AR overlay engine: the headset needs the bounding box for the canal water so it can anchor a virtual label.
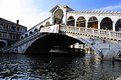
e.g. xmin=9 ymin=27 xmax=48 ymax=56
xmin=0 ymin=53 xmax=121 ymax=80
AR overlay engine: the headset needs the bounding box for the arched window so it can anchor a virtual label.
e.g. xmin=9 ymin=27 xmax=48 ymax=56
xmin=88 ymin=16 xmax=98 ymax=29
xmin=76 ymin=16 xmax=86 ymax=27
xmin=67 ymin=16 xmax=75 ymax=26
xmin=100 ymin=17 xmax=113 ymax=30
xmin=115 ymin=19 xmax=121 ymax=31
xmin=29 ymin=31 xmax=33 ymax=35
xmin=34 ymin=28 xmax=38 ymax=32
xmin=21 ymin=36 xmax=24 ymax=39
xmin=25 ymin=34 xmax=28 ymax=37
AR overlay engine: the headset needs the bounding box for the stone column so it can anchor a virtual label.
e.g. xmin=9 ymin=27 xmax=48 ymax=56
xmin=51 ymin=13 xmax=54 ymax=25
xmin=98 ymin=21 xmax=100 ymax=30
xmin=113 ymin=22 xmax=116 ymax=31
xmin=85 ymin=20 xmax=88 ymax=28
xmin=63 ymin=9 xmax=67 ymax=25
xmin=75 ymin=19 xmax=77 ymax=27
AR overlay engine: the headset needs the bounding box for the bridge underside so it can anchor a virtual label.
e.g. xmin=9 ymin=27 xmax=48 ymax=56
xmin=25 ymin=33 xmax=82 ymax=54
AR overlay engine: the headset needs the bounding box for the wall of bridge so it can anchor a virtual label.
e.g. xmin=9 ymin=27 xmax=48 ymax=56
xmin=61 ymin=27 xmax=121 ymax=60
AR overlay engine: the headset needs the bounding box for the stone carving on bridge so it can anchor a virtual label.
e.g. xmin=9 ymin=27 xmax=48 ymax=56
xmin=40 ymin=24 xmax=59 ymax=33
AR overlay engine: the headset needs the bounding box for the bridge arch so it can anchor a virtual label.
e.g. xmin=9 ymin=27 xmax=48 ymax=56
xmin=115 ymin=19 xmax=121 ymax=31
xmin=100 ymin=17 xmax=113 ymax=30
xmin=88 ymin=16 xmax=98 ymax=29
xmin=76 ymin=16 xmax=86 ymax=27
xmin=24 ymin=33 xmax=82 ymax=54
xmin=67 ymin=16 xmax=75 ymax=26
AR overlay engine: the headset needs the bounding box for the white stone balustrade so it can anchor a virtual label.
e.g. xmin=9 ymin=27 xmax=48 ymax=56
xmin=60 ymin=25 xmax=121 ymax=41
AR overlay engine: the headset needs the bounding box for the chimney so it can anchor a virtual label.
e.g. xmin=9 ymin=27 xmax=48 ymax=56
xmin=16 ymin=20 xmax=19 ymax=25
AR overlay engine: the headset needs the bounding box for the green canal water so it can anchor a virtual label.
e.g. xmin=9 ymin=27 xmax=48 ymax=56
xmin=0 ymin=53 xmax=121 ymax=80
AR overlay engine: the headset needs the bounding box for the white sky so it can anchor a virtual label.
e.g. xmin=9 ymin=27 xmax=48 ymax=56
xmin=0 ymin=0 xmax=50 ymax=29
xmin=0 ymin=0 xmax=121 ymax=30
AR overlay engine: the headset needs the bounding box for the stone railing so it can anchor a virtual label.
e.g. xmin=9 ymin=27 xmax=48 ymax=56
xmin=60 ymin=25 xmax=121 ymax=41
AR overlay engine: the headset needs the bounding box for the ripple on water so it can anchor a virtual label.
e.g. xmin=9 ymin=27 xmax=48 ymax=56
xmin=0 ymin=54 xmax=121 ymax=80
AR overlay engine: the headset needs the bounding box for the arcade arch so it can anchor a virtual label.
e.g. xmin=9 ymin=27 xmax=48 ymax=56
xmin=100 ymin=17 xmax=113 ymax=30
xmin=67 ymin=16 xmax=75 ymax=26
xmin=76 ymin=16 xmax=86 ymax=27
xmin=115 ymin=19 xmax=121 ymax=31
xmin=54 ymin=9 xmax=63 ymax=24
xmin=88 ymin=16 xmax=98 ymax=29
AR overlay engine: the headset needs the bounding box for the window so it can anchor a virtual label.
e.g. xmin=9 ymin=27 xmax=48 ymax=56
xmin=0 ymin=25 xmax=3 ymax=29
xmin=21 ymin=36 xmax=24 ymax=39
xmin=17 ymin=27 xmax=19 ymax=31
xmin=10 ymin=35 xmax=13 ymax=39
xmin=25 ymin=34 xmax=28 ymax=37
xmin=34 ymin=29 xmax=38 ymax=32
xmin=0 ymin=33 xmax=2 ymax=38
xmin=13 ymin=35 xmax=16 ymax=39
xmin=29 ymin=31 xmax=33 ymax=34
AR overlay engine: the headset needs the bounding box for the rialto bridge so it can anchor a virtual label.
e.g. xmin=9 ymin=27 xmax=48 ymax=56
xmin=4 ymin=5 xmax=121 ymax=60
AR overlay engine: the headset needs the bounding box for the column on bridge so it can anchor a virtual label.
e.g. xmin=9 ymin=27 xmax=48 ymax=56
xmin=113 ymin=22 xmax=116 ymax=31
xmin=63 ymin=9 xmax=67 ymax=25
xmin=75 ymin=18 xmax=77 ymax=27
xmin=98 ymin=21 xmax=100 ymax=30
xmin=85 ymin=20 xmax=88 ymax=28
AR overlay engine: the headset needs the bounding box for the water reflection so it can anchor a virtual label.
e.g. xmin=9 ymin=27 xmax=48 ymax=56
xmin=0 ymin=53 xmax=121 ymax=80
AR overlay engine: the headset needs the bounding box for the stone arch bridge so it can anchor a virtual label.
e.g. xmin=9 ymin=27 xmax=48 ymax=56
xmin=4 ymin=25 xmax=121 ymax=59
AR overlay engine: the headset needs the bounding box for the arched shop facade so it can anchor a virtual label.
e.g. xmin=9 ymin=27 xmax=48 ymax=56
xmin=48 ymin=5 xmax=121 ymax=31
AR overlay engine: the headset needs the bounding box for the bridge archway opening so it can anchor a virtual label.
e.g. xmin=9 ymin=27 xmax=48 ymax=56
xmin=67 ymin=16 xmax=75 ymax=26
xmin=88 ymin=16 xmax=98 ymax=29
xmin=76 ymin=16 xmax=86 ymax=27
xmin=115 ymin=19 xmax=121 ymax=31
xmin=54 ymin=9 xmax=63 ymax=24
xmin=100 ymin=17 xmax=113 ymax=30
xmin=25 ymin=33 xmax=83 ymax=54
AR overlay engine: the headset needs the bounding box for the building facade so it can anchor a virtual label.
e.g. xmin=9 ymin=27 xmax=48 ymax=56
xmin=0 ymin=18 xmax=27 ymax=48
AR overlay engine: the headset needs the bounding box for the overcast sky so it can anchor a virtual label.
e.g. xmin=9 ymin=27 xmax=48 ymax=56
xmin=0 ymin=0 xmax=121 ymax=29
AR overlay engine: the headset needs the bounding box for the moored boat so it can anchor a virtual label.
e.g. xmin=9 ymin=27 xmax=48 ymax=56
xmin=49 ymin=46 xmax=85 ymax=56
xmin=113 ymin=57 xmax=121 ymax=61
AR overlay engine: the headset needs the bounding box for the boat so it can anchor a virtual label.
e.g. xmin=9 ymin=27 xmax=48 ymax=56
xmin=49 ymin=46 xmax=85 ymax=56
xmin=113 ymin=57 xmax=121 ymax=61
